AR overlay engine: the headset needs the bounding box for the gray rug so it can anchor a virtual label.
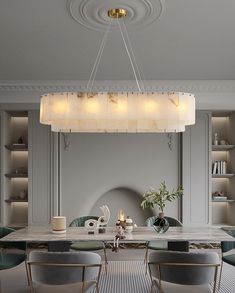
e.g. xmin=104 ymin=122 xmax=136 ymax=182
xmin=1 ymin=261 xmax=235 ymax=293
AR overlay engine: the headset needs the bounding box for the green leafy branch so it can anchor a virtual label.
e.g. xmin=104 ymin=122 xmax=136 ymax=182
xmin=141 ymin=182 xmax=183 ymax=213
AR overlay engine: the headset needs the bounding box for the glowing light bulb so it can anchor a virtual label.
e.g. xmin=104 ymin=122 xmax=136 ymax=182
xmin=54 ymin=101 xmax=68 ymax=114
xmin=144 ymin=100 xmax=157 ymax=112
xmin=117 ymin=101 xmax=127 ymax=112
xmin=86 ymin=99 xmax=100 ymax=113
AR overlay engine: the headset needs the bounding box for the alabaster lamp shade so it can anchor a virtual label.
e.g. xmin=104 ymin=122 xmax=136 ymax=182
xmin=40 ymin=92 xmax=195 ymax=133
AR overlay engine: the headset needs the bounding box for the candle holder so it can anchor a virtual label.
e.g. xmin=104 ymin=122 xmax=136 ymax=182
xmin=52 ymin=216 xmax=66 ymax=234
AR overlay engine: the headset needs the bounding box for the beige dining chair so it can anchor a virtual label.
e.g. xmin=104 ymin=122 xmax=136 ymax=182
xmin=27 ymin=251 xmax=102 ymax=293
xmin=148 ymin=251 xmax=220 ymax=293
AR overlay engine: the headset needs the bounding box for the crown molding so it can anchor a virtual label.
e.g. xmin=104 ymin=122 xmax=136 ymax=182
xmin=0 ymin=80 xmax=235 ymax=93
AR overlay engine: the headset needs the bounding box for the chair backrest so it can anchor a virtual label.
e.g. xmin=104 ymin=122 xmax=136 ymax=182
xmin=146 ymin=216 xmax=182 ymax=227
xmin=149 ymin=251 xmax=219 ymax=286
xmin=0 ymin=227 xmax=14 ymax=238
xmin=28 ymin=251 xmax=101 ymax=286
xmin=221 ymin=229 xmax=235 ymax=253
xmin=0 ymin=227 xmax=26 ymax=251
xmin=69 ymin=216 xmax=99 ymax=227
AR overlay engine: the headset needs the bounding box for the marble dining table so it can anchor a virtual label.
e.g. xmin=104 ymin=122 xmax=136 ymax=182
xmin=0 ymin=226 xmax=234 ymax=243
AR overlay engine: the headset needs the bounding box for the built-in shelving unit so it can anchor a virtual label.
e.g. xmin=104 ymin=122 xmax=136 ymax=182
xmin=211 ymin=113 xmax=235 ymax=226
xmin=3 ymin=111 xmax=28 ymax=228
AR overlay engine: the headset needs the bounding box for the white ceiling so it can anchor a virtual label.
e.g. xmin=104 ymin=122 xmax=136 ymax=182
xmin=1 ymin=0 xmax=235 ymax=81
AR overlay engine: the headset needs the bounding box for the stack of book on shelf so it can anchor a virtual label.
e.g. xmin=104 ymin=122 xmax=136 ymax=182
xmin=212 ymin=195 xmax=227 ymax=201
xmin=212 ymin=161 xmax=227 ymax=174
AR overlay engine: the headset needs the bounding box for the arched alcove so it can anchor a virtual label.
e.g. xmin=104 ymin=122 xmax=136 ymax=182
xmin=89 ymin=187 xmax=154 ymax=226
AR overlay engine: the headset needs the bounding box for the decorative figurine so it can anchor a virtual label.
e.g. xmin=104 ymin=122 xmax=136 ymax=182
xmin=112 ymin=220 xmax=126 ymax=252
xmin=213 ymin=133 xmax=218 ymax=145
xmin=125 ymin=216 xmax=134 ymax=233
xmin=17 ymin=136 xmax=24 ymax=144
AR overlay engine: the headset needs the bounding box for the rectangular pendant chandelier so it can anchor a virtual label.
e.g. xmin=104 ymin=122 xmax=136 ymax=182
xmin=40 ymin=92 xmax=195 ymax=133
xmin=39 ymin=8 xmax=195 ymax=133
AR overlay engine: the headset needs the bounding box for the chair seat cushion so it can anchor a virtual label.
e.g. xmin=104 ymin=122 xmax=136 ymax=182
xmin=0 ymin=253 xmax=26 ymax=270
xmin=222 ymin=254 xmax=235 ymax=266
xmin=147 ymin=241 xmax=168 ymax=250
xmin=70 ymin=241 xmax=104 ymax=251
xmin=34 ymin=280 xmax=96 ymax=293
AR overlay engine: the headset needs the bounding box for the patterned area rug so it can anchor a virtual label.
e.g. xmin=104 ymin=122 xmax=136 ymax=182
xmin=1 ymin=261 xmax=235 ymax=293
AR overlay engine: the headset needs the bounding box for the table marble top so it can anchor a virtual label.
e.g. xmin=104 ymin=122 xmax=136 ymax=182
xmin=0 ymin=226 xmax=234 ymax=243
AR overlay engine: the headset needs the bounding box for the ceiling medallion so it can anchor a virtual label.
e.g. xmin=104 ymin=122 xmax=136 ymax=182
xmin=67 ymin=0 xmax=164 ymax=31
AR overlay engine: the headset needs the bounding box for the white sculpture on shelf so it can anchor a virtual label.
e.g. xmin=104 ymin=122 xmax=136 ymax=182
xmin=85 ymin=205 xmax=110 ymax=234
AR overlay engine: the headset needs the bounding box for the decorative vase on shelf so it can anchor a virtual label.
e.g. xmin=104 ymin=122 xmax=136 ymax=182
xmin=153 ymin=212 xmax=169 ymax=233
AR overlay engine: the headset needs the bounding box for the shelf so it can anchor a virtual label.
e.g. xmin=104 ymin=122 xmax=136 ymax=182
xmin=7 ymin=111 xmax=28 ymax=117
xmin=5 ymin=144 xmax=28 ymax=151
xmin=5 ymin=173 xmax=28 ymax=178
xmin=212 ymin=174 xmax=235 ymax=178
xmin=5 ymin=199 xmax=28 ymax=203
xmin=212 ymin=199 xmax=234 ymax=203
xmin=212 ymin=145 xmax=235 ymax=151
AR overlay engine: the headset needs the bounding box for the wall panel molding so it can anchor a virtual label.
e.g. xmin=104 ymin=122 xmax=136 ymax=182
xmin=0 ymin=80 xmax=235 ymax=93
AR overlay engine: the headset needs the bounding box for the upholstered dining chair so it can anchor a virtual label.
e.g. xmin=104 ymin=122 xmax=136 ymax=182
xmin=69 ymin=216 xmax=108 ymax=273
xmin=144 ymin=216 xmax=189 ymax=271
xmin=27 ymin=251 xmax=102 ymax=293
xmin=148 ymin=251 xmax=220 ymax=293
xmin=218 ymin=229 xmax=235 ymax=288
xmin=0 ymin=227 xmax=28 ymax=284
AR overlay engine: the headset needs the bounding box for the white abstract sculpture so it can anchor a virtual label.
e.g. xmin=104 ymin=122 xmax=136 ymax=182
xmin=97 ymin=205 xmax=110 ymax=227
xmin=85 ymin=205 xmax=110 ymax=234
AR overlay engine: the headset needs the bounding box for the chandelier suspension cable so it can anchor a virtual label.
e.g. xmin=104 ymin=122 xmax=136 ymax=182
xmin=119 ymin=18 xmax=145 ymax=92
xmin=86 ymin=19 xmax=112 ymax=92
xmin=117 ymin=18 xmax=144 ymax=92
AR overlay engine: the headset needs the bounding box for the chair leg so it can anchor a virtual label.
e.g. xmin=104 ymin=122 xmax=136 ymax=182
xmin=150 ymin=282 xmax=155 ymax=293
xmin=218 ymin=260 xmax=223 ymax=289
xmin=96 ymin=284 xmax=100 ymax=293
xmin=145 ymin=246 xmax=149 ymax=274
xmin=25 ymin=260 xmax=30 ymax=286
xmin=103 ymin=246 xmax=108 ymax=275
xmin=144 ymin=242 xmax=149 ymax=263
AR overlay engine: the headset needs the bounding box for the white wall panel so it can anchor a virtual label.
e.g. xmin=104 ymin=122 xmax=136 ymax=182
xmin=28 ymin=111 xmax=55 ymax=225
xmin=182 ymin=111 xmax=211 ymax=226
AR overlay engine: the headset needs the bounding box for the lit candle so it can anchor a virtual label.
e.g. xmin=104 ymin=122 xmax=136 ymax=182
xmin=52 ymin=216 xmax=66 ymax=234
xmin=118 ymin=210 xmax=125 ymax=222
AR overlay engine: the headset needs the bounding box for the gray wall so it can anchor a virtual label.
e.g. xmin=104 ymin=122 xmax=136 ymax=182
xmin=60 ymin=133 xmax=180 ymax=226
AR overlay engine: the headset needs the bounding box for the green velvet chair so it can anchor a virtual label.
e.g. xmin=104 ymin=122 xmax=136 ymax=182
xmin=144 ymin=216 xmax=188 ymax=272
xmin=0 ymin=227 xmax=28 ymax=280
xmin=219 ymin=229 xmax=235 ymax=288
xmin=69 ymin=216 xmax=108 ymax=273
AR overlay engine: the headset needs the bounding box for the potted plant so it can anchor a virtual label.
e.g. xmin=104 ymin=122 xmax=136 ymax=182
xmin=141 ymin=182 xmax=183 ymax=233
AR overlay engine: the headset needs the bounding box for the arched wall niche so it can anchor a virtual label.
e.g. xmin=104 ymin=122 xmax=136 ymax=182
xmin=89 ymin=187 xmax=154 ymax=226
